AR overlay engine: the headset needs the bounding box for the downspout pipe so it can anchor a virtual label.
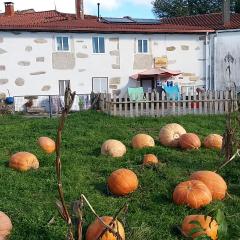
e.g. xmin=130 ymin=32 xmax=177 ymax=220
xmin=205 ymin=32 xmax=209 ymax=90
xmin=213 ymin=32 xmax=218 ymax=90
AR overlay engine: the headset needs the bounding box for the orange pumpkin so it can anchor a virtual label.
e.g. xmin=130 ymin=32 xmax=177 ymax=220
xmin=143 ymin=154 xmax=159 ymax=166
xmin=179 ymin=133 xmax=201 ymax=150
xmin=131 ymin=134 xmax=155 ymax=149
xmin=173 ymin=180 xmax=212 ymax=209
xmin=37 ymin=136 xmax=56 ymax=154
xmin=182 ymin=215 xmax=218 ymax=239
xmin=86 ymin=216 xmax=125 ymax=240
xmin=0 ymin=211 xmax=12 ymax=240
xmin=9 ymin=152 xmax=39 ymax=171
xmin=101 ymin=140 xmax=126 ymax=158
xmin=107 ymin=168 xmax=138 ymax=196
xmin=190 ymin=171 xmax=227 ymax=200
xmin=159 ymin=123 xmax=186 ymax=147
xmin=204 ymin=134 xmax=223 ymax=150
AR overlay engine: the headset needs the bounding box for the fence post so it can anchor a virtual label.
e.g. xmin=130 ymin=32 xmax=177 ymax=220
xmin=145 ymin=93 xmax=149 ymax=116
xmin=214 ymin=91 xmax=218 ymax=114
xmin=119 ymin=95 xmax=122 ymax=116
xmin=124 ymin=94 xmax=128 ymax=117
xmin=161 ymin=92 xmax=165 ymax=116
xmin=182 ymin=92 xmax=187 ymax=115
xmin=199 ymin=92 xmax=203 ymax=114
xmin=113 ymin=94 xmax=117 ymax=116
xmin=156 ymin=92 xmax=160 ymax=117
xmin=151 ymin=92 xmax=155 ymax=117
xmin=49 ymin=95 xmax=52 ymax=118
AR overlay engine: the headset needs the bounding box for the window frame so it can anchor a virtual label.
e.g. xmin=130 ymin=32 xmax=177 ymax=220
xmin=55 ymin=36 xmax=70 ymax=52
xmin=137 ymin=39 xmax=149 ymax=54
xmin=92 ymin=36 xmax=105 ymax=54
xmin=92 ymin=77 xmax=108 ymax=93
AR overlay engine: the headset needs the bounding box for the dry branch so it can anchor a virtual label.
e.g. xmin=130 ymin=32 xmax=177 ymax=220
xmin=54 ymin=87 xmax=128 ymax=240
xmin=55 ymin=87 xmax=76 ymax=239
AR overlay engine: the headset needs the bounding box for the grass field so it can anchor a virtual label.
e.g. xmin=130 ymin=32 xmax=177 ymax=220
xmin=0 ymin=111 xmax=240 ymax=240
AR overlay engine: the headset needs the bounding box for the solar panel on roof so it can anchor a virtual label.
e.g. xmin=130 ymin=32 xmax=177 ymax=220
xmin=102 ymin=17 xmax=135 ymax=23
xmin=133 ymin=18 xmax=160 ymax=24
xmin=101 ymin=17 xmax=160 ymax=24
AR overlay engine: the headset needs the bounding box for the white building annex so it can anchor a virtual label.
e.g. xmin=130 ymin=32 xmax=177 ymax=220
xmin=0 ymin=0 xmax=239 ymax=111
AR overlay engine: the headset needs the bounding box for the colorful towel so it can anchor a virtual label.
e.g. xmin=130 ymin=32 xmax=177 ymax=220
xmin=128 ymin=87 xmax=144 ymax=101
xmin=163 ymin=85 xmax=180 ymax=100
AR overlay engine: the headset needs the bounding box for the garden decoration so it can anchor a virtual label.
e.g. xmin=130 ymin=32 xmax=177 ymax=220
xmin=9 ymin=152 xmax=39 ymax=171
xmin=37 ymin=136 xmax=56 ymax=154
xmin=190 ymin=171 xmax=227 ymax=200
xmin=101 ymin=139 xmax=126 ymax=157
xmin=204 ymin=134 xmax=223 ymax=150
xmin=143 ymin=154 xmax=159 ymax=166
xmin=131 ymin=133 xmax=155 ymax=149
xmin=0 ymin=211 xmax=12 ymax=240
xmin=173 ymin=180 xmax=212 ymax=209
xmin=86 ymin=216 xmax=125 ymax=240
xmin=159 ymin=123 xmax=186 ymax=147
xmin=54 ymin=87 xmax=127 ymax=240
xmin=107 ymin=168 xmax=139 ymax=196
xmin=179 ymin=133 xmax=201 ymax=150
xmin=181 ymin=215 xmax=218 ymax=240
xmin=5 ymin=89 xmax=14 ymax=105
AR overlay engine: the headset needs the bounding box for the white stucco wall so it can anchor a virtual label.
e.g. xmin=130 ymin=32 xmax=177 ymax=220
xmin=0 ymin=31 xmax=206 ymax=98
xmin=214 ymin=30 xmax=240 ymax=90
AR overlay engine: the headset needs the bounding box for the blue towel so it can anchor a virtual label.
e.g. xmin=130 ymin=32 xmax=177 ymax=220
xmin=163 ymin=85 xmax=180 ymax=100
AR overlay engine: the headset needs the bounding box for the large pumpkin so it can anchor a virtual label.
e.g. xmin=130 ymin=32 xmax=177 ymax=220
xmin=131 ymin=134 xmax=155 ymax=149
xmin=107 ymin=168 xmax=138 ymax=196
xmin=182 ymin=215 xmax=218 ymax=239
xmin=143 ymin=154 xmax=159 ymax=166
xmin=0 ymin=211 xmax=12 ymax=240
xmin=173 ymin=180 xmax=212 ymax=209
xmin=204 ymin=134 xmax=223 ymax=150
xmin=9 ymin=152 xmax=39 ymax=171
xmin=190 ymin=171 xmax=227 ymax=200
xmin=101 ymin=140 xmax=126 ymax=158
xmin=179 ymin=133 xmax=201 ymax=150
xmin=159 ymin=123 xmax=186 ymax=147
xmin=37 ymin=136 xmax=56 ymax=154
xmin=86 ymin=216 xmax=125 ymax=240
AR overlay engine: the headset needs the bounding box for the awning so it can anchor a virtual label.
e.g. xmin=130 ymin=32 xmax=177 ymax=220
xmin=130 ymin=68 xmax=181 ymax=80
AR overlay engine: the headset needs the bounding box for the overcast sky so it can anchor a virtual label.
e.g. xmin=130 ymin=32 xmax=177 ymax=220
xmin=0 ymin=0 xmax=155 ymax=18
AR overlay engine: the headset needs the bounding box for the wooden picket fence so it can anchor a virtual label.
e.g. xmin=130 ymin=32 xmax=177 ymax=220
xmin=99 ymin=90 xmax=238 ymax=117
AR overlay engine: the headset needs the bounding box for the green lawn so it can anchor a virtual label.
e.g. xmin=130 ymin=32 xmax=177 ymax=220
xmin=0 ymin=111 xmax=240 ymax=240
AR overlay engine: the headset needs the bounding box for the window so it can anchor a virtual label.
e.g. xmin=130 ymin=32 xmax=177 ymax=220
xmin=56 ymin=36 xmax=69 ymax=51
xmin=59 ymin=80 xmax=70 ymax=95
xmin=92 ymin=77 xmax=108 ymax=93
xmin=92 ymin=37 xmax=105 ymax=53
xmin=138 ymin=39 xmax=148 ymax=53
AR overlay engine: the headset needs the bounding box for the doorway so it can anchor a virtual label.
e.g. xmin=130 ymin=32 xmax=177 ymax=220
xmin=140 ymin=78 xmax=154 ymax=93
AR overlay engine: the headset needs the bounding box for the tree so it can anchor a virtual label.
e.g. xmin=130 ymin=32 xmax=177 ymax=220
xmin=152 ymin=0 xmax=225 ymax=18
xmin=235 ymin=0 xmax=240 ymax=13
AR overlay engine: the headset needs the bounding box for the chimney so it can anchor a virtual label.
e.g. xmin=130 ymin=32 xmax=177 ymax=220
xmin=223 ymin=0 xmax=231 ymax=26
xmin=97 ymin=3 xmax=100 ymax=19
xmin=75 ymin=0 xmax=84 ymax=20
xmin=4 ymin=2 xmax=14 ymax=17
